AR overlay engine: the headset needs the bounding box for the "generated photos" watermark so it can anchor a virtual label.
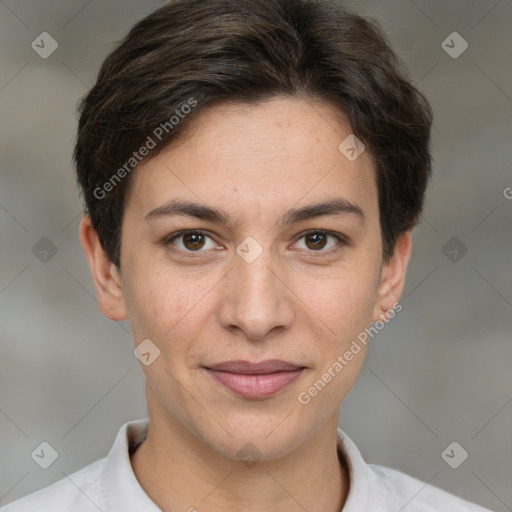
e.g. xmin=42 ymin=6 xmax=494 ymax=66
xmin=93 ymin=97 xmax=198 ymax=200
xmin=298 ymin=301 xmax=402 ymax=405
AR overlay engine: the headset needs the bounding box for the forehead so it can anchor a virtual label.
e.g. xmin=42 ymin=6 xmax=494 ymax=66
xmin=125 ymin=97 xmax=378 ymax=226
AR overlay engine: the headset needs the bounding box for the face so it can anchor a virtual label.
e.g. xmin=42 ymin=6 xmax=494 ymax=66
xmin=82 ymin=96 xmax=411 ymax=461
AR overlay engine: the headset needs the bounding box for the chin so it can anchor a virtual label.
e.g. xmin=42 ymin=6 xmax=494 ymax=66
xmin=189 ymin=411 xmax=311 ymax=463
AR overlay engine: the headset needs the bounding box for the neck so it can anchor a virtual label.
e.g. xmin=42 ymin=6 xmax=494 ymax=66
xmin=131 ymin=395 xmax=349 ymax=512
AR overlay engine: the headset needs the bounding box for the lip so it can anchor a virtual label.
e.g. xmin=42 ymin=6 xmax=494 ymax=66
xmin=204 ymin=359 xmax=306 ymax=399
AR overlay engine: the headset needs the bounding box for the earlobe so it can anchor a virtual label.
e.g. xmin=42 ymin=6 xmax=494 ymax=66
xmin=79 ymin=215 xmax=128 ymax=321
xmin=372 ymin=232 xmax=412 ymax=322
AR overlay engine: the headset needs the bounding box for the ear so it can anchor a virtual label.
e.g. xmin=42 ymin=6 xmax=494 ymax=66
xmin=372 ymin=231 xmax=412 ymax=322
xmin=79 ymin=215 xmax=128 ymax=321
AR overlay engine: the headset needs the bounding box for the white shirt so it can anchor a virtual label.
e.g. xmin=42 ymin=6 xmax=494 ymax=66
xmin=1 ymin=418 xmax=492 ymax=511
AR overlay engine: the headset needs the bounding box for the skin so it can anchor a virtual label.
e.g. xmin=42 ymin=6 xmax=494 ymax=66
xmin=80 ymin=96 xmax=412 ymax=512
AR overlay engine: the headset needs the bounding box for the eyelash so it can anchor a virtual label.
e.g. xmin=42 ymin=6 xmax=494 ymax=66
xmin=162 ymin=229 xmax=348 ymax=258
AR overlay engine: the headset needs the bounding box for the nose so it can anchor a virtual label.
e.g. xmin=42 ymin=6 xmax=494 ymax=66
xmin=218 ymin=246 xmax=295 ymax=341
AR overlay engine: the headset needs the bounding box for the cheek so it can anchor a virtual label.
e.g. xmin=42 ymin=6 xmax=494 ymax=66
xmin=123 ymin=260 xmax=215 ymax=343
xmin=302 ymin=260 xmax=380 ymax=341
xmin=296 ymin=269 xmax=376 ymax=412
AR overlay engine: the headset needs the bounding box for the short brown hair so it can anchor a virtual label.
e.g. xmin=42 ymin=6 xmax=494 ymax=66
xmin=74 ymin=0 xmax=433 ymax=268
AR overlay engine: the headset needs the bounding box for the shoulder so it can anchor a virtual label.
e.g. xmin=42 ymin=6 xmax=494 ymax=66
xmin=370 ymin=463 xmax=492 ymax=511
xmin=337 ymin=428 xmax=492 ymax=511
xmin=0 ymin=457 xmax=107 ymax=512
xmin=1 ymin=418 xmax=151 ymax=512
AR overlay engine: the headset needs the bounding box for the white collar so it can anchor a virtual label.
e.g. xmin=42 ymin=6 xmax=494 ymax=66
xmin=100 ymin=419 xmax=160 ymax=511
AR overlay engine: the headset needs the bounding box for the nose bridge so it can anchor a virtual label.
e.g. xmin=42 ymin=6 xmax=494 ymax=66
xmin=219 ymin=239 xmax=294 ymax=339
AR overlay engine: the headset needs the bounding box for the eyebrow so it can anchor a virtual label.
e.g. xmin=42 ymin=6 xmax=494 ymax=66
xmin=145 ymin=197 xmax=365 ymax=227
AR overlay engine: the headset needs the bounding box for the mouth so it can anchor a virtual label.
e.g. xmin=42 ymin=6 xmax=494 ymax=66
xmin=203 ymin=360 xmax=306 ymax=399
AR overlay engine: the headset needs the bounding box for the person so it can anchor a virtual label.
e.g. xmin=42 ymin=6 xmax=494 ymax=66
xmin=2 ymin=0 xmax=493 ymax=510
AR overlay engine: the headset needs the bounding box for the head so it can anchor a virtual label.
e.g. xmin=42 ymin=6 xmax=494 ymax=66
xmin=77 ymin=0 xmax=432 ymax=460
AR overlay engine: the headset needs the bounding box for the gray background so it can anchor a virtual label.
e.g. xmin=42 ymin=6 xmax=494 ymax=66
xmin=0 ymin=0 xmax=511 ymax=510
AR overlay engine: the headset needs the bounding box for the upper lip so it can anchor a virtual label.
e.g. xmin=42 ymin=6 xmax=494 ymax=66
xmin=204 ymin=360 xmax=304 ymax=375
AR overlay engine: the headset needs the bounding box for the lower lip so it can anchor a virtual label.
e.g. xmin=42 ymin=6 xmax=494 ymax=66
xmin=205 ymin=368 xmax=305 ymax=399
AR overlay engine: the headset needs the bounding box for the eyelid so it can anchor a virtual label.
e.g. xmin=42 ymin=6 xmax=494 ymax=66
xmin=164 ymin=229 xmax=212 ymax=244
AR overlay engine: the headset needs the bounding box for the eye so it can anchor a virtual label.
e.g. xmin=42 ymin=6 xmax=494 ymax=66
xmin=163 ymin=229 xmax=347 ymax=257
xmin=165 ymin=230 xmax=219 ymax=253
xmin=293 ymin=230 xmax=346 ymax=253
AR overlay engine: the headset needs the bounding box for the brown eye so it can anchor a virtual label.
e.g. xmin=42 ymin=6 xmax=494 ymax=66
xmin=304 ymin=233 xmax=328 ymax=250
xmin=165 ymin=230 xmax=217 ymax=253
xmin=294 ymin=230 xmax=346 ymax=254
xmin=182 ymin=232 xmax=206 ymax=251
